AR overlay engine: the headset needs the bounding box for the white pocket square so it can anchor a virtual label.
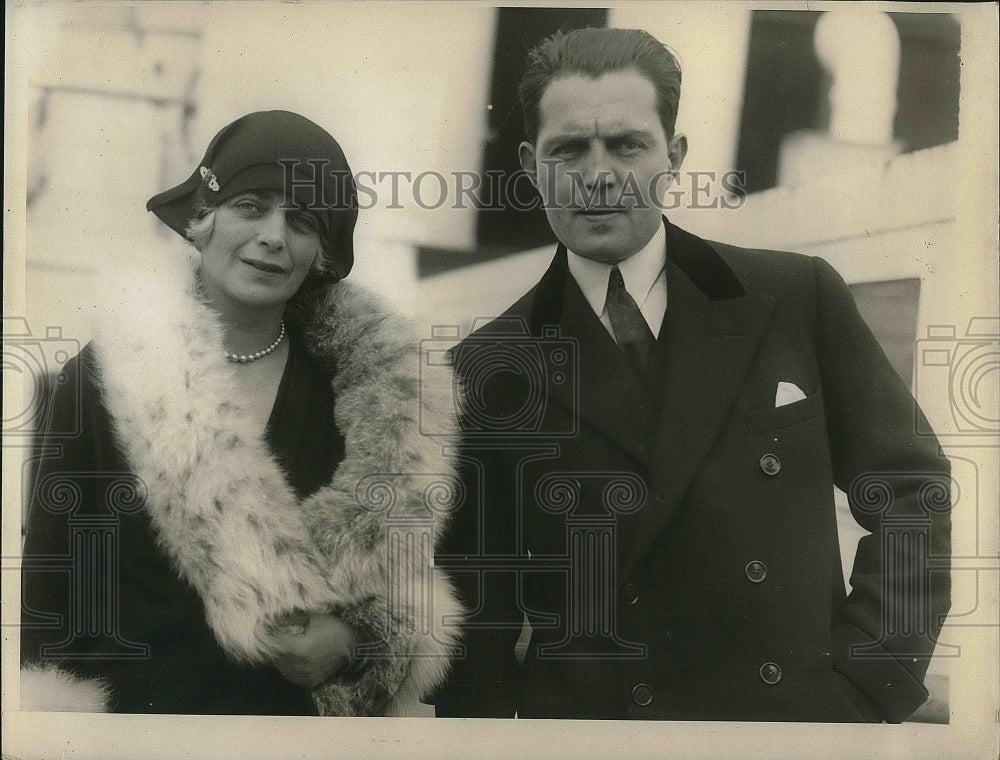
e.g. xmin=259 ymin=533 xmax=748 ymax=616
xmin=775 ymin=381 xmax=807 ymax=408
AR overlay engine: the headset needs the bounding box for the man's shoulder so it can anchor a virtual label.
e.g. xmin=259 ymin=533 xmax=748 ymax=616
xmin=463 ymin=283 xmax=542 ymax=340
xmin=663 ymin=220 xmax=824 ymax=301
xmin=447 ymin=280 xmax=549 ymax=381
xmin=703 ymin=237 xmax=817 ymax=291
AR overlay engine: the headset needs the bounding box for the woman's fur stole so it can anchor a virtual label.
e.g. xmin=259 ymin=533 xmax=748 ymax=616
xmin=24 ymin=252 xmax=462 ymax=715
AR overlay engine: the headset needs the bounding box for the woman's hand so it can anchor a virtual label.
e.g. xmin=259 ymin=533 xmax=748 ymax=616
xmin=269 ymin=613 xmax=357 ymax=689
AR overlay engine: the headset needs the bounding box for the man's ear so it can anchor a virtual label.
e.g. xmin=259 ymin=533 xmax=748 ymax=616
xmin=519 ymin=141 xmax=538 ymax=187
xmin=667 ymin=133 xmax=688 ymax=173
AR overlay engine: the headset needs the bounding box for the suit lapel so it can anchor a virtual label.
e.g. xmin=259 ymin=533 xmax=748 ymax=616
xmin=619 ymin=259 xmax=775 ymax=577
xmin=528 ymin=244 xmax=658 ymax=467
xmin=524 ymin=222 xmax=775 ymax=576
xmin=556 ymin=277 xmax=659 ymax=466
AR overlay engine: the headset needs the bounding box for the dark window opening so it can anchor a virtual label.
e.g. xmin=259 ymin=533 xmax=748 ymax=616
xmin=418 ymin=6 xmax=608 ymax=277
xmin=735 ymin=11 xmax=960 ymax=195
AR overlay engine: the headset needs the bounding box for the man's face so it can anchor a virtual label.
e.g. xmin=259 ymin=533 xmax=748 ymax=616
xmin=520 ymin=69 xmax=687 ymax=265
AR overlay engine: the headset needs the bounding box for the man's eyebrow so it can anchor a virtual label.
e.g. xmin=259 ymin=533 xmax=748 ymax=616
xmin=604 ymin=128 xmax=656 ymax=141
xmin=541 ymin=133 xmax=589 ymax=152
xmin=541 ymin=127 xmax=657 ymax=152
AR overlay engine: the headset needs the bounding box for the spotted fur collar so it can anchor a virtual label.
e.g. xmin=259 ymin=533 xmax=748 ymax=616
xmin=86 ymin=250 xmax=461 ymax=715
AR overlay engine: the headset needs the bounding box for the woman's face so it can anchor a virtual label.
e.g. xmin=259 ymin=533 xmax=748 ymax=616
xmin=198 ymin=189 xmax=322 ymax=314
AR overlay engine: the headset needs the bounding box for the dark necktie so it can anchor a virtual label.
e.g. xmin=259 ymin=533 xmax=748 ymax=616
xmin=606 ymin=265 xmax=656 ymax=381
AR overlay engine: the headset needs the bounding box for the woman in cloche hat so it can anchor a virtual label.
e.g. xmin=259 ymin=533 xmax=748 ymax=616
xmin=21 ymin=110 xmax=461 ymax=716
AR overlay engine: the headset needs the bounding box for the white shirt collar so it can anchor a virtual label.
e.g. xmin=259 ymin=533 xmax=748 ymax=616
xmin=566 ymin=222 xmax=667 ymax=316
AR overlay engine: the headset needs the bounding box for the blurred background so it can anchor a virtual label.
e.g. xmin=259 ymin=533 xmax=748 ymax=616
xmin=6 ymin=1 xmax=997 ymax=725
xmin=14 ymin=4 xmax=969 ymax=346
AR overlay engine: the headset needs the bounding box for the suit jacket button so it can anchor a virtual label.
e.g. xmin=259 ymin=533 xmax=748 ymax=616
xmin=759 ymin=662 xmax=782 ymax=685
xmin=632 ymin=683 xmax=654 ymax=706
xmin=759 ymin=453 xmax=781 ymax=476
xmin=744 ymin=560 xmax=767 ymax=583
xmin=621 ymin=583 xmax=639 ymax=606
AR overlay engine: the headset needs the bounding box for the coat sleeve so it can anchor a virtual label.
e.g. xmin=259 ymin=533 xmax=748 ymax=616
xmin=429 ymin=343 xmax=525 ymax=717
xmin=431 ymin=442 xmax=523 ymax=717
xmin=812 ymin=256 xmax=952 ymax=723
xmin=20 ymin=345 xmax=114 ymax=711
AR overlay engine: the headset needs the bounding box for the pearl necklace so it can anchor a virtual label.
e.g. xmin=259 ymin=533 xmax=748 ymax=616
xmin=225 ymin=321 xmax=285 ymax=364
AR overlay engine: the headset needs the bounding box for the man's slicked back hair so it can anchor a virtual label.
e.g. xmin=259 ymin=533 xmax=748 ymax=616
xmin=518 ymin=27 xmax=682 ymax=143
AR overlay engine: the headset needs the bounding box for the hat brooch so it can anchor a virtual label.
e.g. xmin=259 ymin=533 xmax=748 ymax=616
xmin=199 ymin=166 xmax=220 ymax=192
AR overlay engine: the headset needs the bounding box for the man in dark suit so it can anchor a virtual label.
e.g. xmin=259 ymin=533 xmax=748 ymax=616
xmin=433 ymin=27 xmax=950 ymax=722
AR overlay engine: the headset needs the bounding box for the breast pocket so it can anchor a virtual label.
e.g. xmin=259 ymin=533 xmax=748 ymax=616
xmin=744 ymin=387 xmax=824 ymax=434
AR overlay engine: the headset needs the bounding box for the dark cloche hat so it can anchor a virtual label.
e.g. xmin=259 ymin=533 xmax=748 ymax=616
xmin=147 ymin=110 xmax=358 ymax=280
